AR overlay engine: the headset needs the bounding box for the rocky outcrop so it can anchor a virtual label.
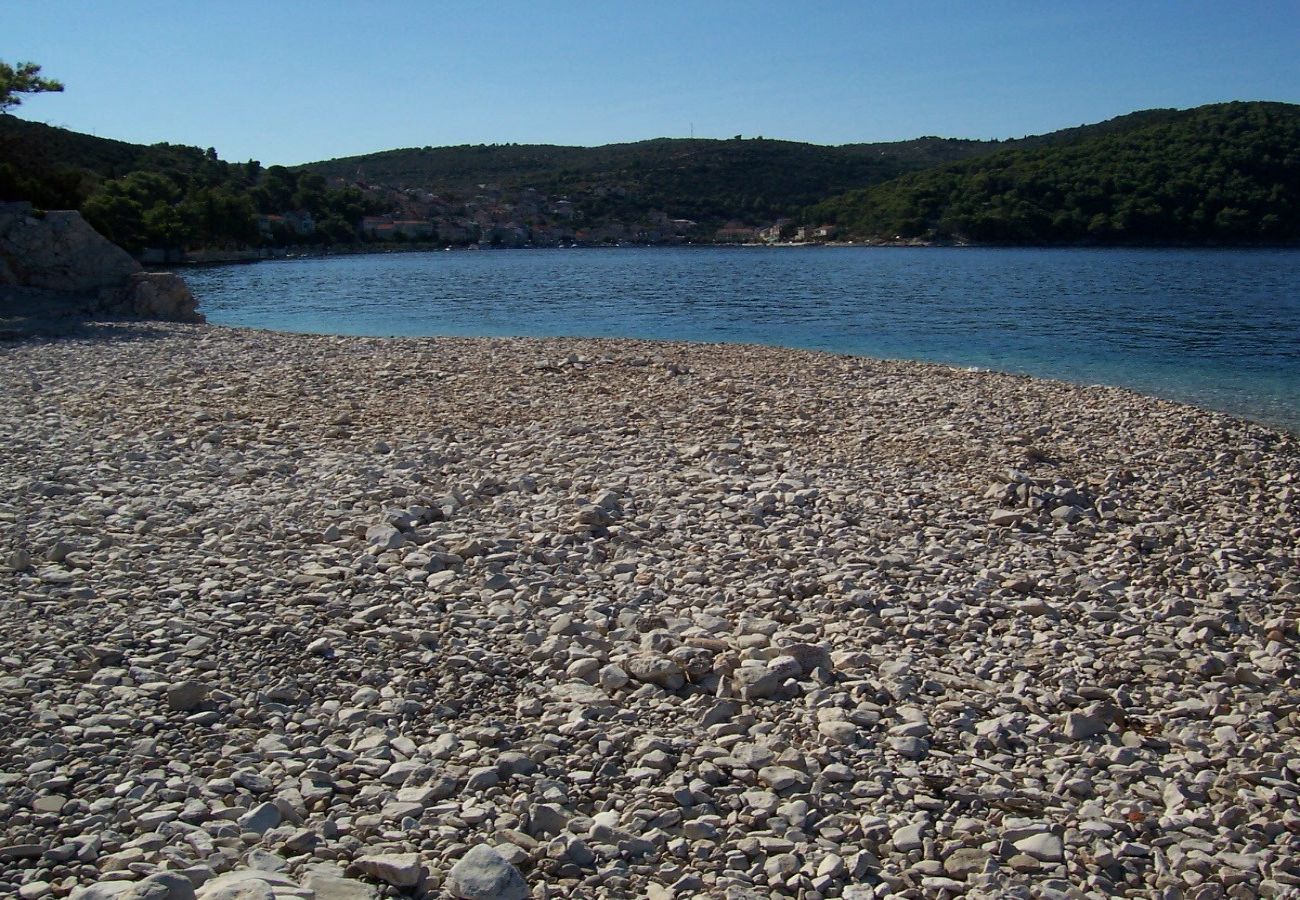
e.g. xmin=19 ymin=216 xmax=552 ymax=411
xmin=121 ymin=271 xmax=203 ymax=322
xmin=0 ymin=202 xmax=139 ymax=294
xmin=0 ymin=201 xmax=203 ymax=322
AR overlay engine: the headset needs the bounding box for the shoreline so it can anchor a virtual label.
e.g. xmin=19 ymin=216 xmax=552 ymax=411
xmin=8 ymin=305 xmax=1298 ymax=435
xmin=2 ymin=322 xmax=1297 ymax=898
xmin=205 ymin=320 xmax=1300 ymax=439
xmin=162 ymin=239 xmax=1300 ymax=267
xmin=5 ymin=298 xmax=1297 ymax=435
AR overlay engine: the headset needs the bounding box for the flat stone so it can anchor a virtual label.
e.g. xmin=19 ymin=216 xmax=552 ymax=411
xmin=1062 ymin=712 xmax=1108 ymax=741
xmin=301 ymin=872 xmax=378 ymax=900
xmin=889 ymin=735 xmax=930 ymax=759
xmin=943 ymin=847 xmax=991 ymax=879
xmin=1013 ymin=832 xmax=1064 ymax=862
xmin=70 ymin=885 xmax=134 ymax=900
xmin=352 ymin=853 xmax=423 ymax=889
xmin=893 ymin=823 xmax=926 ymax=853
xmin=120 ymin=874 xmax=197 ymax=900
xmin=166 ymin=680 xmax=209 ymax=712
xmin=195 ymin=877 xmax=275 ymax=900
xmin=757 ymin=765 xmax=809 ymax=792
xmin=236 ymin=802 xmax=281 ymax=835
xmin=625 ymin=656 xmax=685 ymax=690
xmin=733 ymin=664 xmax=783 ymax=700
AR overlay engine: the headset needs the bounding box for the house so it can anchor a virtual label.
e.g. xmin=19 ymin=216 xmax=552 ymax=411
xmin=437 ymin=220 xmax=477 ymax=244
xmin=714 ymin=223 xmax=759 ymax=243
xmin=480 ymin=224 xmax=529 ymax=247
xmin=758 ymin=219 xmax=790 ymax=243
xmin=575 ymin=224 xmax=629 ymax=245
xmin=258 ymin=211 xmax=315 ymax=239
xmin=282 ymin=210 xmax=315 ymax=236
xmin=361 ymin=216 xmax=433 ymax=240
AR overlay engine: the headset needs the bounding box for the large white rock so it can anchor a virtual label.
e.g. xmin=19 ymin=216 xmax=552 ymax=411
xmin=0 ymin=202 xmax=202 ymax=322
xmin=121 ymin=272 xmax=204 ymax=323
xmin=445 ymin=844 xmax=529 ymax=900
xmin=0 ymin=202 xmax=139 ymax=294
xmin=352 ymin=853 xmax=423 ymax=888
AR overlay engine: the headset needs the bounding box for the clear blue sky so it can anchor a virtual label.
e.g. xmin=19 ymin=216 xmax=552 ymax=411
xmin=8 ymin=1 xmax=1299 ymax=166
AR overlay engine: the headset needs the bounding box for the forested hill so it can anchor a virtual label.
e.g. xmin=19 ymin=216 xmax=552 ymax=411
xmin=0 ymin=117 xmax=374 ymax=251
xmin=0 ymin=117 xmax=235 ymax=207
xmin=293 ymin=108 xmax=1201 ymax=225
xmin=807 ymin=101 xmax=1300 ymax=244
xmin=299 ymin=136 xmax=999 ymax=225
xmin=2 ymin=101 xmax=1297 ymax=251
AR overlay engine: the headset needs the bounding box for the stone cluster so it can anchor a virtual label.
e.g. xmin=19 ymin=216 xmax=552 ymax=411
xmin=0 ymin=324 xmax=1296 ymax=899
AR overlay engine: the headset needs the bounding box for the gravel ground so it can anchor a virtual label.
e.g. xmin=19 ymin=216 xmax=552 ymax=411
xmin=1 ymin=323 xmax=1296 ymax=900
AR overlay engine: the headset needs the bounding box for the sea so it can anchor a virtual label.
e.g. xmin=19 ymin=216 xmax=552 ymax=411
xmin=185 ymin=246 xmax=1300 ymax=434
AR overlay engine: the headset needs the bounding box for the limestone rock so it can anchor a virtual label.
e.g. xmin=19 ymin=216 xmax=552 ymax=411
xmin=352 ymin=853 xmax=423 ymax=888
xmin=1013 ymin=832 xmax=1064 ymax=862
xmin=0 ymin=202 xmax=202 ymax=323
xmin=445 ymin=844 xmax=529 ymax=900
xmin=625 ymin=656 xmax=684 ymax=690
xmin=122 ymin=272 xmax=204 ymax=323
xmin=0 ymin=203 xmax=139 ymax=295
xmin=166 ymin=680 xmax=209 ymax=712
xmin=120 ymin=874 xmax=197 ymax=900
xmin=1062 ymin=711 xmax=1108 ymax=741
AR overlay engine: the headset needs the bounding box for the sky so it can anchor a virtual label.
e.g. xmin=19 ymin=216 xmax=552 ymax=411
xmin=7 ymin=1 xmax=1300 ymax=166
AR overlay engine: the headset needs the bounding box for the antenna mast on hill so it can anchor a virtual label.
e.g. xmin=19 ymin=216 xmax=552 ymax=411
xmin=690 ymin=123 xmax=694 ymax=139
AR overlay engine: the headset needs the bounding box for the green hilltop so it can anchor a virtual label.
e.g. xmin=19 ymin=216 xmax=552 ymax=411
xmin=807 ymin=101 xmax=1300 ymax=244
xmin=300 ymin=135 xmax=1002 ymax=226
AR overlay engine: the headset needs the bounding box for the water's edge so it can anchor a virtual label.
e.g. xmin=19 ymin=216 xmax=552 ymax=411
xmin=187 ymin=247 xmax=1300 ymax=434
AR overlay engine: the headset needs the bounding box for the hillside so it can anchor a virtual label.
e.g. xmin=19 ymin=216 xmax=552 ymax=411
xmin=0 ymin=117 xmax=232 ymax=209
xmin=0 ymin=118 xmax=374 ymax=253
xmin=299 ymin=136 xmax=1000 ymax=227
xmin=3 ymin=102 xmax=1296 ymax=250
xmin=295 ymin=108 xmax=1205 ymax=229
xmin=807 ymin=101 xmax=1300 ymax=244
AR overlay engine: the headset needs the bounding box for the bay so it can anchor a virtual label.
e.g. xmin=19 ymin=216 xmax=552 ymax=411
xmin=187 ymin=246 xmax=1300 ymax=433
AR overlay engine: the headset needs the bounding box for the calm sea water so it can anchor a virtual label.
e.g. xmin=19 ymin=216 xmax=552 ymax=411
xmin=187 ymin=246 xmax=1300 ymax=433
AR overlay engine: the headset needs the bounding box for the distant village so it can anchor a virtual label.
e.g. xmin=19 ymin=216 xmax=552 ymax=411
xmin=259 ymin=176 xmax=838 ymax=248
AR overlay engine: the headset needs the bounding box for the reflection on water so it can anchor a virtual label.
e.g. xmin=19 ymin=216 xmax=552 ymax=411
xmin=187 ymin=246 xmax=1300 ymax=432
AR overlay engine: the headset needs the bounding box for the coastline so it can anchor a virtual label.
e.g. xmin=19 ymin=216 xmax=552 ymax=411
xmin=160 ymin=237 xmax=1300 ymax=267
xmin=1 ymin=323 xmax=1297 ymax=897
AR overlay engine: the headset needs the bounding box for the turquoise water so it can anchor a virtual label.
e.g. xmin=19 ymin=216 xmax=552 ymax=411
xmin=186 ymin=246 xmax=1300 ymax=432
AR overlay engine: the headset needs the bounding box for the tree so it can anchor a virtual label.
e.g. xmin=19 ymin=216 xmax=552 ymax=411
xmin=82 ymin=190 xmax=145 ymax=251
xmin=0 ymin=60 xmax=63 ymax=113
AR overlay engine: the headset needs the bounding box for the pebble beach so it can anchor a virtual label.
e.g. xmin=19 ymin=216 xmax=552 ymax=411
xmin=1 ymin=323 xmax=1297 ymax=900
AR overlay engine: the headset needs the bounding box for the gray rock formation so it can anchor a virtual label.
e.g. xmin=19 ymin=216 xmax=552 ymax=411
xmin=446 ymin=845 xmax=529 ymax=899
xmin=121 ymin=271 xmax=203 ymax=322
xmin=0 ymin=203 xmax=139 ymax=294
xmin=0 ymin=201 xmax=203 ymax=323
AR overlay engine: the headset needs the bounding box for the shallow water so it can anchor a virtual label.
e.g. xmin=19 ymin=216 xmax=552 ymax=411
xmin=186 ymin=246 xmax=1300 ymax=432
